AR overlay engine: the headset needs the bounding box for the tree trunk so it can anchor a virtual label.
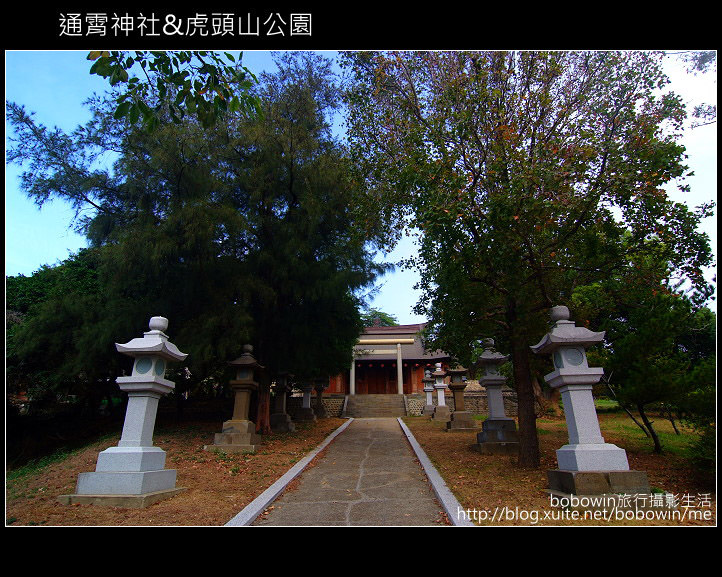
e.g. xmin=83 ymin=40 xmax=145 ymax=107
xmin=604 ymin=381 xmax=650 ymax=437
xmin=531 ymin=374 xmax=562 ymax=416
xmin=637 ymin=403 xmax=662 ymax=453
xmin=507 ymin=298 xmax=540 ymax=468
xmin=623 ymin=404 xmax=651 ymax=437
xmin=662 ymin=405 xmax=681 ymax=435
xmin=255 ymin=382 xmax=272 ymax=435
xmin=175 ymin=389 xmax=186 ymax=420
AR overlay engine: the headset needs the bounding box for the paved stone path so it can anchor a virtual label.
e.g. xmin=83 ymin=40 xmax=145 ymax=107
xmin=251 ymin=418 xmax=448 ymax=526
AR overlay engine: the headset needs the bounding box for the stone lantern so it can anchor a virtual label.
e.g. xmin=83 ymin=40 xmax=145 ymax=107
xmin=475 ymin=338 xmax=519 ymax=454
xmin=446 ymin=366 xmax=477 ymax=432
xmin=63 ymin=316 xmax=188 ymax=507
xmin=431 ymin=363 xmax=450 ymax=421
xmin=531 ymin=306 xmax=649 ymax=496
xmin=205 ymin=344 xmax=262 ymax=454
xmin=422 ymin=369 xmax=435 ymax=416
xmin=270 ymin=372 xmax=295 ymax=432
xmin=295 ymin=381 xmax=317 ymax=422
xmin=313 ymin=377 xmax=329 ymax=418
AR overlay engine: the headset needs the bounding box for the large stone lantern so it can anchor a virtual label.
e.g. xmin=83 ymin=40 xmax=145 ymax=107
xmin=205 ymin=344 xmax=262 ymax=454
xmin=313 ymin=377 xmax=329 ymax=418
xmin=270 ymin=372 xmax=295 ymax=432
xmin=475 ymin=338 xmax=519 ymax=454
xmin=422 ymin=369 xmax=435 ymax=416
xmin=531 ymin=306 xmax=649 ymax=496
xmin=295 ymin=381 xmax=317 ymax=422
xmin=431 ymin=363 xmax=450 ymax=421
xmin=63 ymin=316 xmax=188 ymax=507
xmin=446 ymin=366 xmax=477 ymax=432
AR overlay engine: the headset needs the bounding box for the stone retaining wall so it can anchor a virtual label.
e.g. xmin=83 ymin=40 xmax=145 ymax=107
xmin=286 ymin=395 xmax=346 ymax=418
xmin=284 ymin=392 xmax=520 ymax=418
xmin=404 ymin=391 xmax=519 ymax=416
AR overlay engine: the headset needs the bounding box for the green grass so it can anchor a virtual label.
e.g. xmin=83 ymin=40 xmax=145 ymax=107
xmin=606 ymin=416 xmax=698 ymax=457
xmin=6 ymin=446 xmax=83 ymax=502
xmin=6 ymin=431 xmax=117 ymax=484
xmin=8 ymin=448 xmax=77 ymax=483
xmin=594 ymin=399 xmax=621 ymax=413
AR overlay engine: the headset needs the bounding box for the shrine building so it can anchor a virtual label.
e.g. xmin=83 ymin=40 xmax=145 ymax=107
xmin=327 ymin=323 xmax=451 ymax=395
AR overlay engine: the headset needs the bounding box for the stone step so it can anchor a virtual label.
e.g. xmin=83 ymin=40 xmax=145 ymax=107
xmin=344 ymin=394 xmax=407 ymax=417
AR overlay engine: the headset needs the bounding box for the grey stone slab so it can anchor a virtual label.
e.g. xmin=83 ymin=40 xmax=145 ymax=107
xmin=243 ymin=418 xmax=453 ymax=526
xmin=58 ymin=487 xmax=186 ymax=508
xmin=608 ymin=471 xmax=651 ymax=494
xmin=225 ymin=418 xmax=354 ymax=526
xmin=476 ymin=441 xmax=519 ymax=455
xmin=349 ymin=498 xmax=441 ymax=525
xmin=95 ymin=446 xmax=167 ymax=472
xmin=556 ymin=443 xmax=630 ymax=471
xmin=76 ymin=469 xmax=177 ymax=495
xmin=547 ymin=469 xmax=650 ymax=496
xmin=254 ymin=501 xmax=351 ymax=526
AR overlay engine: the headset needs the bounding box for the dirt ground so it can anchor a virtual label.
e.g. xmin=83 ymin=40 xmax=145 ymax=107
xmin=6 ymin=418 xmax=346 ymax=527
xmin=6 ymin=412 xmax=716 ymax=527
xmin=404 ymin=413 xmax=716 ymax=526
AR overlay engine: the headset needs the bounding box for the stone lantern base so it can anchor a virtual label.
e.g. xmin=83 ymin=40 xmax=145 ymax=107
xmin=546 ymin=443 xmax=650 ymax=503
xmin=547 ymin=469 xmax=650 ymax=498
xmin=294 ymin=407 xmax=317 ymax=422
xmin=58 ymin=487 xmax=186 ymax=508
xmin=445 ymin=411 xmax=479 ymax=432
xmin=270 ymin=412 xmax=296 ymax=432
xmin=59 ymin=446 xmax=186 ymax=508
xmin=422 ymin=404 xmax=435 ymax=416
xmin=432 ymin=405 xmax=451 ymax=421
xmin=556 ymin=442 xmax=631 ymax=472
xmin=475 ymin=418 xmax=519 ymax=455
xmin=205 ymin=419 xmax=261 ymax=454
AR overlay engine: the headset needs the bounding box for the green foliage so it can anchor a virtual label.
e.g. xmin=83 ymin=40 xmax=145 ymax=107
xmin=360 ymin=308 xmax=399 ymax=327
xmin=7 ymin=52 xmax=386 ymax=410
xmin=6 ymin=248 xmax=101 ymax=315
xmin=677 ymin=355 xmax=716 ymax=470
xmin=87 ymin=50 xmax=262 ymax=130
xmin=570 ymin=248 xmax=716 ymax=454
xmin=343 ymin=51 xmax=714 ymax=344
xmin=342 ymin=50 xmax=715 ymax=466
xmin=6 ymin=248 xmax=112 ymax=404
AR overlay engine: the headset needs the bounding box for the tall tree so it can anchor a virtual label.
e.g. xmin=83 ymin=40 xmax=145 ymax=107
xmin=570 ymin=247 xmax=716 ymax=454
xmin=7 ymin=52 xmax=386 ymax=423
xmin=6 ymin=248 xmax=119 ymax=414
xmin=342 ymin=51 xmax=714 ymax=467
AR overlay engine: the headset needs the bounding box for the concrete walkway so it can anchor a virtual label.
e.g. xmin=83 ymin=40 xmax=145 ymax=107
xmin=229 ymin=418 xmax=463 ymax=526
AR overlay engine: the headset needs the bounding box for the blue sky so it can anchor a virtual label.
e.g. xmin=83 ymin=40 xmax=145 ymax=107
xmin=5 ymin=50 xmax=717 ymax=321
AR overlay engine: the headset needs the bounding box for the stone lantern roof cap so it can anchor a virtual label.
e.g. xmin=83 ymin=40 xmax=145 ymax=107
xmin=478 ymin=338 xmax=509 ymax=364
xmin=480 ymin=350 xmax=509 ymax=363
xmin=447 ymin=366 xmax=468 ymax=376
xmin=530 ymin=306 xmax=605 ymax=355
xmin=115 ymin=316 xmax=187 ymax=361
xmin=229 ymin=344 xmax=265 ymax=370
